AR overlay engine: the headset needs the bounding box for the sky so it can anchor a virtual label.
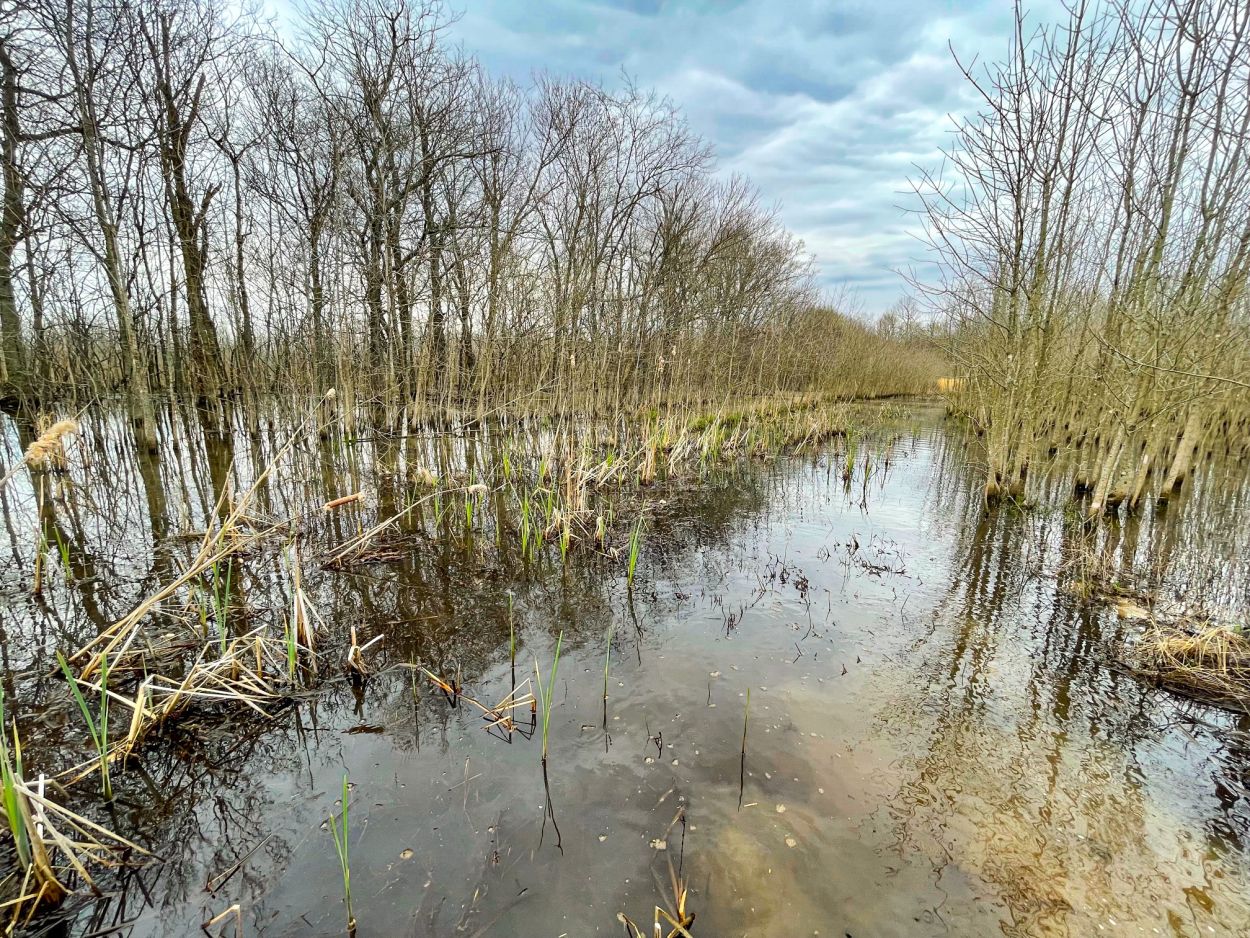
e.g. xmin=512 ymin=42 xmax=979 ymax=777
xmin=442 ymin=0 xmax=1059 ymax=316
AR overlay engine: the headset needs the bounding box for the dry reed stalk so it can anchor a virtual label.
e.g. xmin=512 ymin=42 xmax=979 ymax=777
xmin=59 ymin=637 xmax=292 ymax=786
xmin=322 ymin=493 xmax=363 ymax=511
xmin=289 ymin=561 xmax=322 ymax=665
xmin=1131 ymin=622 xmax=1250 ymax=704
xmin=74 ymin=401 xmax=337 ymax=679
xmin=344 ymin=627 xmax=383 ymax=676
xmin=410 ymin=667 xmax=535 ymax=733
xmin=618 ymin=808 xmax=695 ymax=937
xmin=72 ymin=527 xmax=276 ymax=681
xmin=324 ymin=486 xmax=468 ymax=566
xmin=203 ymin=903 xmax=243 ymax=938
xmin=0 ymin=772 xmax=149 ymax=922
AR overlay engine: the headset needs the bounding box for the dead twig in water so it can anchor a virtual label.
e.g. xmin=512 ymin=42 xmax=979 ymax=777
xmin=738 ymin=687 xmax=750 ymax=812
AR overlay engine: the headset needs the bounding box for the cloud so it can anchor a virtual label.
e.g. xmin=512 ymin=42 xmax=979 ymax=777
xmin=447 ymin=0 xmax=1062 ymax=314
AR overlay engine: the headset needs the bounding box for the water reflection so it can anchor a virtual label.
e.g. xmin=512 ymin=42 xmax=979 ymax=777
xmin=0 ymin=403 xmax=1247 ymax=936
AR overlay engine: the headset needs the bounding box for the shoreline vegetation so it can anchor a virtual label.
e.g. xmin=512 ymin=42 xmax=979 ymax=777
xmin=909 ymin=0 xmax=1250 ymax=714
xmin=0 ymin=0 xmax=943 ymax=431
xmin=916 ymin=1 xmax=1250 ymax=518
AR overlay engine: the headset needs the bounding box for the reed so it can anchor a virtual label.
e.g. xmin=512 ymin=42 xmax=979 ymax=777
xmin=1130 ymin=621 xmax=1250 ymax=705
xmin=287 ymin=552 xmax=321 ymax=675
xmin=52 ymin=529 xmax=72 ymax=583
xmin=413 ymin=667 xmax=534 ymax=734
xmin=602 ymin=621 xmax=613 ymax=708
xmin=327 ymin=773 xmax=356 ymax=934
xmin=508 ymin=593 xmax=517 ymax=692
xmin=842 ymin=432 xmax=858 ymax=484
xmin=213 ymin=560 xmax=234 ymax=656
xmin=32 ymin=531 xmax=44 ymax=598
xmin=0 ymin=688 xmax=30 ymax=875
xmin=0 ymin=686 xmax=147 ymax=914
xmin=536 ymin=632 xmax=564 ymax=762
xmin=618 ymin=808 xmax=695 ymax=937
xmin=56 ymin=652 xmax=111 ymax=799
xmin=627 ymin=516 xmax=644 ymax=590
xmin=22 ymin=419 xmax=79 ymax=469
xmin=519 ymin=493 xmax=532 ymax=562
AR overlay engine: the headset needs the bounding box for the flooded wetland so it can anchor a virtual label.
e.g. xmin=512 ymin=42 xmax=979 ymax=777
xmin=6 ymin=0 xmax=1250 ymax=934
xmin=1 ymin=400 xmax=1247 ymax=938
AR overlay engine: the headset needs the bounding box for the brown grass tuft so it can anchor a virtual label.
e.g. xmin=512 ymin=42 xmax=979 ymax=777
xmin=23 ymin=419 xmax=80 ymax=468
xmin=1131 ymin=622 xmax=1250 ymax=706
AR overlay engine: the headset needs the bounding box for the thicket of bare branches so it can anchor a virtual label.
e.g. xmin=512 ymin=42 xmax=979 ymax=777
xmin=917 ymin=0 xmax=1250 ymax=514
xmin=0 ymin=0 xmax=942 ymax=438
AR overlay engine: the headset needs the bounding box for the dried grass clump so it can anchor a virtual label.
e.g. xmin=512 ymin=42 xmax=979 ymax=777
xmin=0 ymin=697 xmax=148 ymax=926
xmin=23 ymin=419 xmax=80 ymax=469
xmin=411 ymin=466 xmax=438 ymax=487
xmin=1131 ymin=622 xmax=1250 ymax=706
xmin=618 ymin=807 xmax=694 ymax=937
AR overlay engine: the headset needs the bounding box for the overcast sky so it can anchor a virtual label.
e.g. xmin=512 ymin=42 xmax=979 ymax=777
xmin=443 ymin=0 xmax=1060 ymax=315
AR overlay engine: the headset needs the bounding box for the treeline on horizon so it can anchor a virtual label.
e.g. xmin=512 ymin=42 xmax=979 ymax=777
xmin=918 ymin=0 xmax=1250 ymax=515
xmin=0 ymin=0 xmax=944 ymax=442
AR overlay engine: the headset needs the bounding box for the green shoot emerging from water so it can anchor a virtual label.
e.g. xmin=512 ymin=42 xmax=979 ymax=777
xmin=627 ymin=516 xmax=644 ymax=590
xmin=508 ymin=593 xmax=517 ymax=689
xmin=603 ymin=621 xmax=613 ymax=706
xmin=0 ymin=687 xmax=28 ymax=869
xmin=328 ymin=772 xmax=355 ymax=934
xmin=536 ymin=631 xmax=564 ymax=762
xmin=57 ymin=650 xmax=111 ymax=799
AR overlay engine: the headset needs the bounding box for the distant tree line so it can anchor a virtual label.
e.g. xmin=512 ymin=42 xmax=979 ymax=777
xmin=0 ymin=0 xmax=943 ymax=443
xmin=918 ymin=0 xmax=1250 ymax=514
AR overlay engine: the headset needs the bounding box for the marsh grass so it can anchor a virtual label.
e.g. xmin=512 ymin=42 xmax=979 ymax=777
xmin=0 ymin=391 xmax=904 ymax=925
xmin=1130 ymin=621 xmax=1250 ymax=706
xmin=536 ymin=632 xmax=564 ymax=762
xmin=627 ymin=516 xmax=644 ymax=590
xmin=535 ymin=633 xmax=565 ymax=853
xmin=602 ymin=622 xmax=613 ymax=707
xmin=508 ymin=593 xmax=517 ymax=693
xmin=52 ymin=528 xmax=71 ymax=583
xmin=0 ymin=689 xmax=32 ymax=882
xmin=327 ymin=773 xmax=356 ymax=935
xmin=56 ymin=652 xmax=111 ymax=800
xmin=0 ymin=688 xmax=146 ymax=921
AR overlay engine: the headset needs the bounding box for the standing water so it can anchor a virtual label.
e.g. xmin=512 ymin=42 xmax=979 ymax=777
xmin=0 ymin=401 xmax=1247 ymax=937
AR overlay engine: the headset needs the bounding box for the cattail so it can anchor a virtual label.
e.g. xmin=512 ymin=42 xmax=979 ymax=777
xmin=24 ymin=419 xmax=79 ymax=468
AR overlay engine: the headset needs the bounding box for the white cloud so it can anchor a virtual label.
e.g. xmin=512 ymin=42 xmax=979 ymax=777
xmin=448 ymin=0 xmax=1065 ymax=313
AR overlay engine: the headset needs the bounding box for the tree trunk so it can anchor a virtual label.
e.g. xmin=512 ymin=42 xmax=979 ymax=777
xmin=0 ymin=41 xmax=28 ymax=398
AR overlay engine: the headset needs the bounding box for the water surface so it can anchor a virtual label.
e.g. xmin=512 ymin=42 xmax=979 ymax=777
xmin=2 ymin=402 xmax=1248 ymax=937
